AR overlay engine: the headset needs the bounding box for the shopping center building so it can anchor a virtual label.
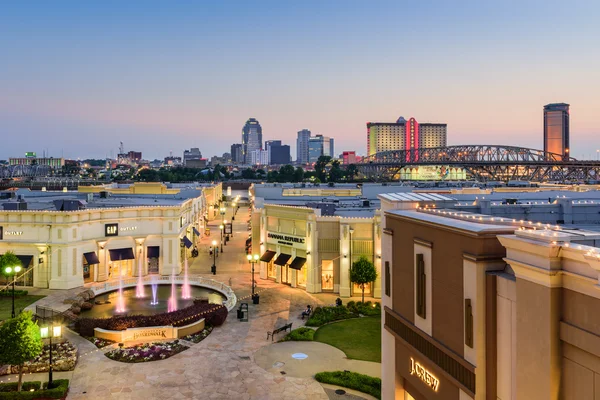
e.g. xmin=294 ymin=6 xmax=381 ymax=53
xmin=0 ymin=183 xmax=222 ymax=290
xmin=379 ymin=196 xmax=600 ymax=399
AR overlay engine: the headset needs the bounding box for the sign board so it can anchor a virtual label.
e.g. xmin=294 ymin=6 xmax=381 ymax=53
xmin=399 ymin=166 xmax=466 ymax=181
xmin=25 ymin=152 xmax=36 ymax=158
xmin=410 ymin=357 xmax=439 ymax=391
xmin=225 ymin=223 xmax=233 ymax=235
xmin=266 ymin=232 xmax=307 ymax=249
xmin=105 ymin=223 xmax=118 ymax=237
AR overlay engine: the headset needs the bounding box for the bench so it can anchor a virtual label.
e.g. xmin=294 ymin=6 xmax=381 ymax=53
xmin=301 ymin=306 xmax=313 ymax=320
xmin=266 ymin=322 xmax=292 ymax=341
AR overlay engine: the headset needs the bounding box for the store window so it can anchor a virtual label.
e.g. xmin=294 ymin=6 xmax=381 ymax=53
xmin=297 ymin=266 xmax=307 ymax=287
xmin=321 ymin=260 xmax=334 ymax=291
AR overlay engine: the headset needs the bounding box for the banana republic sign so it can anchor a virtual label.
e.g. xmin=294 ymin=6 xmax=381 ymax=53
xmin=267 ymin=232 xmax=306 ymax=249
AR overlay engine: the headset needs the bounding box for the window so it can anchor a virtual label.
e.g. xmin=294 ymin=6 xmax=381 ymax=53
xmin=465 ymin=298 xmax=473 ymax=348
xmin=416 ymin=253 xmax=426 ymax=318
xmin=385 ymin=261 xmax=391 ymax=297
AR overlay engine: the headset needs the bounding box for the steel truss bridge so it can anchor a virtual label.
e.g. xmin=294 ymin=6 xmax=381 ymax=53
xmin=0 ymin=164 xmax=53 ymax=178
xmin=357 ymin=145 xmax=600 ymax=182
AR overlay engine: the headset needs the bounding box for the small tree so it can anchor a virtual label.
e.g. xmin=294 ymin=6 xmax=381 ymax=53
xmin=350 ymin=256 xmax=377 ymax=304
xmin=0 ymin=311 xmax=43 ymax=391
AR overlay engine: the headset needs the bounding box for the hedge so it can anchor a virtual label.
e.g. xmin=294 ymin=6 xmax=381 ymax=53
xmin=280 ymin=327 xmax=314 ymax=342
xmin=305 ymin=306 xmax=358 ymax=327
xmin=0 ymin=290 xmax=28 ymax=297
xmin=74 ymin=301 xmax=228 ymax=337
xmin=0 ymin=379 xmax=69 ymax=400
xmin=346 ymin=301 xmax=381 ymax=317
xmin=315 ymin=371 xmax=381 ymax=399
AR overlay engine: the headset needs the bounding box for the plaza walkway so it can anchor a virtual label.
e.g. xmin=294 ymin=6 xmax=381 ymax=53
xmin=6 ymin=206 xmax=380 ymax=399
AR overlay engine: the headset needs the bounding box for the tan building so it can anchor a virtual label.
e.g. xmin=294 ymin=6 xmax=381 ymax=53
xmin=380 ymin=199 xmax=600 ymax=399
xmin=251 ymin=204 xmax=382 ymax=297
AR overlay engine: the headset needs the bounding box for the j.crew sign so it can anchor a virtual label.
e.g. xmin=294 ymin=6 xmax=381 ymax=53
xmin=410 ymin=357 xmax=439 ymax=391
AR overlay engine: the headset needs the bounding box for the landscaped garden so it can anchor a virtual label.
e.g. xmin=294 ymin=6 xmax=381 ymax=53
xmin=182 ymin=325 xmax=213 ymax=343
xmin=105 ymin=340 xmax=188 ymax=363
xmin=314 ymin=316 xmax=381 ymax=363
xmin=0 ymin=379 xmax=70 ymax=400
xmin=0 ymin=294 xmax=46 ymax=321
xmin=84 ymin=337 xmax=116 ymax=349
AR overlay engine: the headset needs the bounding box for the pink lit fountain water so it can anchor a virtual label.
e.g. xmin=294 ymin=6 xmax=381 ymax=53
xmin=167 ymin=268 xmax=178 ymax=312
xmin=135 ymin=257 xmax=145 ymax=298
xmin=182 ymin=258 xmax=191 ymax=299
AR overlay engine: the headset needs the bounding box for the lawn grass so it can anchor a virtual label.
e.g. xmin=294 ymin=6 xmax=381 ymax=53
xmin=314 ymin=316 xmax=381 ymax=363
xmin=0 ymin=295 xmax=45 ymax=321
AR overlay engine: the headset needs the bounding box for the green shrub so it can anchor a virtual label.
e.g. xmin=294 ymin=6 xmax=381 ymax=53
xmin=306 ymin=306 xmax=358 ymax=327
xmin=0 ymin=290 xmax=29 ymax=297
xmin=356 ymin=301 xmax=381 ymax=317
xmin=315 ymin=371 xmax=381 ymax=399
xmin=0 ymin=379 xmax=68 ymax=399
xmin=346 ymin=301 xmax=358 ymax=314
xmin=0 ymin=382 xmax=41 ymax=393
xmin=280 ymin=327 xmax=314 ymax=342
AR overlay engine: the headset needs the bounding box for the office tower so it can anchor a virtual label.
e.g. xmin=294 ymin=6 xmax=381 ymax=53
xmin=242 ymin=118 xmax=263 ymax=164
xmin=308 ymin=135 xmax=334 ymax=163
xmin=543 ymin=103 xmax=570 ymax=159
xmin=296 ymin=129 xmax=311 ymax=164
xmin=342 ymin=151 xmax=357 ymax=165
xmin=366 ymin=116 xmax=447 ymax=156
xmin=250 ymin=149 xmax=270 ymax=166
xmin=230 ymin=144 xmax=243 ymax=164
xmin=266 ymin=141 xmax=291 ymax=165
xmin=183 ymin=148 xmax=202 ymax=166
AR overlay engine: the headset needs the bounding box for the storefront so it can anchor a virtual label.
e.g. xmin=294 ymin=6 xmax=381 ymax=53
xmin=252 ymin=204 xmax=382 ymax=298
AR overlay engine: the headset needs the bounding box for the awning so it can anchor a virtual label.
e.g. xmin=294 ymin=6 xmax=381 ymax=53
xmin=260 ymin=250 xmax=276 ymax=262
xmin=109 ymin=248 xmax=135 ymax=261
xmin=182 ymin=236 xmax=193 ymax=249
xmin=15 ymin=255 xmax=33 ymax=267
xmin=147 ymin=246 xmax=160 ymax=258
xmin=83 ymin=252 xmax=100 ymax=265
xmin=273 ymin=253 xmax=292 ymax=266
xmin=289 ymin=257 xmax=307 ymax=270
xmin=193 ymin=227 xmax=200 ymax=236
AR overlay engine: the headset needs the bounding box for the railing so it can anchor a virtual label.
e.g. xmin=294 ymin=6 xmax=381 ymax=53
xmin=87 ymin=275 xmax=237 ymax=311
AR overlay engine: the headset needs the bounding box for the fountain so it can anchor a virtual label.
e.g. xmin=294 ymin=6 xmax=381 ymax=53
xmin=115 ymin=268 xmax=126 ymax=313
xmin=150 ymin=282 xmax=159 ymax=305
xmin=135 ymin=257 xmax=145 ymax=298
xmin=167 ymin=268 xmax=177 ymax=312
xmin=182 ymin=258 xmax=191 ymax=299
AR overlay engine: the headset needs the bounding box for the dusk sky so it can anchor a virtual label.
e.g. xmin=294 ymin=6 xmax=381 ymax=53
xmin=1 ymin=1 xmax=600 ymax=160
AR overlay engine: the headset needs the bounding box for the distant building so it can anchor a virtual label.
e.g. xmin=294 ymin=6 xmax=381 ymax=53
xmin=342 ymin=151 xmax=357 ymax=165
xmin=543 ymin=103 xmax=570 ymax=159
xmin=183 ymin=148 xmax=202 ymax=165
xmin=222 ymin=152 xmax=232 ymax=163
xmin=231 ymin=144 xmax=243 ymax=164
xmin=266 ymin=141 xmax=291 ymax=165
xmin=9 ymin=156 xmax=65 ymax=168
xmin=308 ymin=135 xmax=334 ymax=163
xmin=185 ymin=159 xmax=207 ymax=169
xmin=117 ymin=151 xmax=142 ymax=165
xmin=163 ymin=156 xmax=182 ymax=166
xmin=296 ymin=129 xmax=311 ymax=164
xmin=250 ymin=149 xmax=270 ymax=166
xmin=242 ymin=118 xmax=263 ymax=164
xmin=367 ymin=116 xmax=447 ymax=156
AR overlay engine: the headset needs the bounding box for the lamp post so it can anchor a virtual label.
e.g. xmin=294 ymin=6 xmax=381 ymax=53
xmin=4 ymin=266 xmax=22 ymax=319
xmin=211 ymin=240 xmax=217 ymax=274
xmin=220 ymin=206 xmax=226 ymax=223
xmin=247 ymin=254 xmax=260 ymax=304
xmin=219 ymin=224 xmax=224 ymax=253
xmin=40 ymin=323 xmax=62 ymax=387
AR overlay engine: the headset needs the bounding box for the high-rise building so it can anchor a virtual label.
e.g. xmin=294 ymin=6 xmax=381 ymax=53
xmin=308 ymin=135 xmax=334 ymax=163
xmin=250 ymin=149 xmax=269 ymax=166
xmin=242 ymin=118 xmax=262 ymax=164
xmin=230 ymin=144 xmax=243 ymax=164
xmin=543 ymin=103 xmax=570 ymax=159
xmin=296 ymin=129 xmax=311 ymax=164
xmin=367 ymin=116 xmax=447 ymax=156
xmin=266 ymin=140 xmax=291 ymax=165
xmin=183 ymin=148 xmax=202 ymax=166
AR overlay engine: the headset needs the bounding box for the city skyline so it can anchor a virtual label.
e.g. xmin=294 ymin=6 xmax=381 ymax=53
xmin=2 ymin=2 xmax=600 ymax=160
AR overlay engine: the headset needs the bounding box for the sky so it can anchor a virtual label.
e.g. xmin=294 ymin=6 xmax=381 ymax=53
xmin=1 ymin=1 xmax=600 ymax=161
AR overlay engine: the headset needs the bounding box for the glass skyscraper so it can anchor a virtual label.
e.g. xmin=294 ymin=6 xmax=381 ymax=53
xmin=242 ymin=118 xmax=263 ymax=164
xmin=543 ymin=103 xmax=570 ymax=160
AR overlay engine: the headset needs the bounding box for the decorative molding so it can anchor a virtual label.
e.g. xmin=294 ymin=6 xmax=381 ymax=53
xmin=414 ymin=238 xmax=433 ymax=248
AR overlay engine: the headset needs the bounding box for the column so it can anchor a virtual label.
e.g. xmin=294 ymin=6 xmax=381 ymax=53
xmin=339 ymin=224 xmax=351 ymax=298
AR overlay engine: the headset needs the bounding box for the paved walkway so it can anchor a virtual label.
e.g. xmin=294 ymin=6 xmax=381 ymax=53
xmin=5 ymin=207 xmax=380 ymax=399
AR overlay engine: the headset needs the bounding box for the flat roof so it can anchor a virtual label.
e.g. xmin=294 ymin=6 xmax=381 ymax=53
xmin=387 ymin=210 xmax=517 ymax=234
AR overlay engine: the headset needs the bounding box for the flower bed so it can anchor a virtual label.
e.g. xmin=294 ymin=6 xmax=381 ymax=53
xmin=84 ymin=337 xmax=116 ymax=348
xmin=0 ymin=379 xmax=69 ymax=400
xmin=74 ymin=301 xmax=228 ymax=337
xmin=0 ymin=342 xmax=77 ymax=376
xmin=182 ymin=325 xmax=213 ymax=344
xmin=105 ymin=341 xmax=188 ymax=363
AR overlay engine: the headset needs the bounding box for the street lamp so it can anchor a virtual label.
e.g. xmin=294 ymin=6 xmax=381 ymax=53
xmin=40 ymin=323 xmax=62 ymax=387
xmin=219 ymin=224 xmax=224 ymax=253
xmin=220 ymin=206 xmax=226 ymax=222
xmin=211 ymin=240 xmax=217 ymax=275
xmin=4 ymin=265 xmax=22 ymax=319
xmin=247 ymin=254 xmax=260 ymax=304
